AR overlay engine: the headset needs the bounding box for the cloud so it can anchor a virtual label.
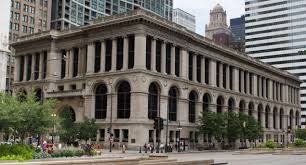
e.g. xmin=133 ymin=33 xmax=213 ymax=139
xmin=174 ymin=0 xmax=245 ymax=35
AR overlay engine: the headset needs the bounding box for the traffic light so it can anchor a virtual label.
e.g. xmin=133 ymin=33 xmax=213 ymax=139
xmin=107 ymin=127 xmax=111 ymax=134
xmin=154 ymin=118 xmax=158 ymax=130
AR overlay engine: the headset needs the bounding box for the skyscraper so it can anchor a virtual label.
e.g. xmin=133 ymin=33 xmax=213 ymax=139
xmin=230 ymin=15 xmax=245 ymax=52
xmin=245 ymin=0 xmax=305 ymax=126
xmin=51 ymin=0 xmax=173 ymax=30
xmin=172 ymin=8 xmax=196 ymax=32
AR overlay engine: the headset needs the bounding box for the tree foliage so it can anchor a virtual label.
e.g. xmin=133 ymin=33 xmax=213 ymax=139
xmin=295 ymin=128 xmax=306 ymax=140
xmin=0 ymin=91 xmax=57 ymax=142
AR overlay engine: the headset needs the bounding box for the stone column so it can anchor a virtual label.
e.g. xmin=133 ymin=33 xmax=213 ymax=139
xmin=180 ymin=49 xmax=188 ymax=80
xmin=100 ymin=40 xmax=106 ymax=73
xmin=201 ymin=57 xmax=205 ymax=84
xmin=64 ymin=50 xmax=69 ymax=78
xmin=77 ymin=47 xmax=83 ymax=77
xmin=240 ymin=70 xmax=244 ymax=93
xmin=23 ymin=55 xmax=28 ymax=81
xmin=31 ymin=54 xmax=35 ymax=81
xmin=283 ymin=85 xmax=288 ymax=103
xmin=192 ymin=54 xmax=197 ymax=82
xmin=134 ymin=33 xmax=147 ymax=70
xmin=219 ymin=63 xmax=223 ymax=88
xmin=38 ymin=52 xmax=44 ymax=80
xmin=233 ymin=67 xmax=239 ymax=92
xmin=122 ymin=37 xmax=129 ymax=70
xmin=14 ymin=56 xmax=21 ymax=82
xmin=226 ymin=65 xmax=230 ymax=89
xmin=171 ymin=45 xmax=175 ymax=75
xmin=151 ymin=39 xmax=156 ymax=72
xmin=209 ymin=59 xmax=217 ymax=87
xmin=246 ymin=72 xmax=249 ymax=94
xmin=111 ymin=39 xmax=117 ymax=72
xmin=258 ymin=76 xmax=262 ymax=97
xmin=161 ymin=42 xmax=166 ymax=74
xmin=86 ymin=43 xmax=95 ymax=74
xmin=47 ymin=43 xmax=61 ymax=80
xmin=252 ymin=74 xmax=257 ymax=96
xmin=269 ymin=79 xmax=273 ymax=100
xmin=261 ymin=111 xmax=265 ymax=130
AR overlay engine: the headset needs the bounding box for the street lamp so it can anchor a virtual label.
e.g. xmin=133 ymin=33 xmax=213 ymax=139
xmin=51 ymin=113 xmax=57 ymax=144
xmin=177 ymin=122 xmax=182 ymax=152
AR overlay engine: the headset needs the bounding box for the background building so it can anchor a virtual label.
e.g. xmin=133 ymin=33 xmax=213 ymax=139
xmin=51 ymin=0 xmax=173 ymax=30
xmin=245 ymin=0 xmax=305 ymax=127
xmin=230 ymin=15 xmax=245 ymax=52
xmin=172 ymin=8 xmax=196 ymax=32
xmin=205 ymin=3 xmax=232 ymax=46
xmin=0 ymin=35 xmax=9 ymax=91
xmin=10 ymin=0 xmax=52 ymax=41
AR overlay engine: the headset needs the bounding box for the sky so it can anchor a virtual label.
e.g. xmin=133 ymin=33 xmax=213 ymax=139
xmin=173 ymin=0 xmax=245 ymax=35
xmin=0 ymin=0 xmax=245 ymax=36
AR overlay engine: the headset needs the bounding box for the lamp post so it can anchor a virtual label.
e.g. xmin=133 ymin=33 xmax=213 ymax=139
xmin=177 ymin=122 xmax=182 ymax=152
xmin=51 ymin=113 xmax=57 ymax=144
xmin=108 ymin=79 xmax=113 ymax=152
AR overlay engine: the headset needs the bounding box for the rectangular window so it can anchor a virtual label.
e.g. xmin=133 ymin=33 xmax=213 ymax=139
xmin=188 ymin=53 xmax=193 ymax=81
xmin=99 ymin=129 xmax=105 ymax=142
xmin=216 ymin=62 xmax=220 ymax=87
xmin=34 ymin=54 xmax=40 ymax=80
xmin=175 ymin=47 xmax=180 ymax=77
xmin=156 ymin=40 xmax=162 ymax=72
xmin=205 ymin=58 xmax=209 ymax=84
xmin=42 ymin=52 xmax=47 ymax=79
xmin=166 ymin=43 xmax=171 ymax=74
xmin=61 ymin=50 xmax=66 ymax=79
xmin=223 ymin=64 xmax=226 ymax=88
xmin=266 ymin=79 xmax=269 ymax=98
xmin=27 ymin=55 xmax=32 ymax=81
xmin=73 ymin=48 xmax=79 ymax=77
xmin=94 ymin=42 xmax=101 ymax=73
xmin=105 ymin=39 xmax=112 ymax=72
xmin=244 ymin=72 xmax=247 ymax=93
xmin=280 ymin=84 xmax=283 ymax=101
xmin=229 ymin=66 xmax=233 ymax=90
xmin=19 ymin=56 xmax=24 ymax=81
xmin=146 ymin=36 xmax=152 ymax=70
xmin=196 ymin=56 xmax=201 ymax=83
xmin=122 ymin=129 xmax=128 ymax=142
xmin=114 ymin=129 xmax=120 ymax=142
xmin=169 ymin=131 xmax=174 ymax=142
xmin=116 ymin=37 xmax=124 ymax=70
xmin=149 ymin=130 xmax=154 ymax=143
xmin=238 ymin=69 xmax=241 ymax=92
xmin=128 ymin=35 xmax=135 ymax=69
xmin=249 ymin=73 xmax=253 ymax=95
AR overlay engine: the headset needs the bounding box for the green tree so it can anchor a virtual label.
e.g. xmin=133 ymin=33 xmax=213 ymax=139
xmin=226 ymin=112 xmax=241 ymax=147
xmin=76 ymin=118 xmax=99 ymax=144
xmin=239 ymin=113 xmax=263 ymax=147
xmin=58 ymin=106 xmax=78 ymax=144
xmin=295 ymin=128 xmax=306 ymax=140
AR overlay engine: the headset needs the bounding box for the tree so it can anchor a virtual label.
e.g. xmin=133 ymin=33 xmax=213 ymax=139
xmin=295 ymin=129 xmax=306 ymax=140
xmin=58 ymin=106 xmax=78 ymax=144
xmin=76 ymin=118 xmax=99 ymax=143
xmin=226 ymin=112 xmax=241 ymax=147
xmin=239 ymin=113 xmax=263 ymax=147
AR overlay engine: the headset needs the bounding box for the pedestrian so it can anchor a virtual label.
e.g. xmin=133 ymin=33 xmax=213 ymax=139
xmin=160 ymin=143 xmax=164 ymax=153
xmin=122 ymin=144 xmax=126 ymax=153
xmin=42 ymin=141 xmax=47 ymax=153
xmin=144 ymin=143 xmax=147 ymax=153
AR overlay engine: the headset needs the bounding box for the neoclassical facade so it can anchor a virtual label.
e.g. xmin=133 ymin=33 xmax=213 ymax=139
xmin=12 ymin=9 xmax=301 ymax=149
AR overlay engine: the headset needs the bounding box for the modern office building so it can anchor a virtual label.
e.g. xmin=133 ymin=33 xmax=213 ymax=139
xmin=51 ymin=0 xmax=173 ymax=30
xmin=12 ymin=9 xmax=300 ymax=149
xmin=0 ymin=35 xmax=9 ymax=91
xmin=230 ymin=15 xmax=245 ymax=53
xmin=245 ymin=0 xmax=305 ymax=126
xmin=172 ymin=8 xmax=196 ymax=32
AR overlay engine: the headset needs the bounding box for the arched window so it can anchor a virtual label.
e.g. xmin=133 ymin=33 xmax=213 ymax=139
xmin=169 ymin=87 xmax=178 ymax=121
xmin=59 ymin=106 xmax=76 ymax=122
xmin=203 ymin=93 xmax=211 ymax=112
xmin=228 ymin=98 xmax=235 ymax=112
xmin=189 ymin=91 xmax=197 ymax=123
xmin=34 ymin=88 xmax=43 ymax=101
xmin=248 ymin=102 xmax=254 ymax=116
xmin=280 ymin=109 xmax=284 ymax=129
xmin=117 ymin=81 xmax=131 ymax=119
xmin=148 ymin=83 xmax=159 ymax=120
xmin=95 ymin=84 xmax=108 ymax=119
xmin=273 ymin=108 xmax=277 ymax=129
xmin=258 ymin=104 xmax=263 ymax=126
xmin=239 ymin=100 xmax=245 ymax=114
xmin=265 ymin=106 xmax=270 ymax=129
xmin=217 ymin=96 xmax=224 ymax=114
xmin=296 ymin=111 xmax=300 ymax=127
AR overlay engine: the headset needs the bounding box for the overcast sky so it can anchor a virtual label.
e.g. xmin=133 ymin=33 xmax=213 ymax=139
xmin=0 ymin=0 xmax=245 ymax=36
xmin=174 ymin=0 xmax=245 ymax=35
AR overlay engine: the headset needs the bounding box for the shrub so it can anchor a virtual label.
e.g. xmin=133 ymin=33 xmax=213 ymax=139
xmin=265 ymin=140 xmax=276 ymax=149
xmin=33 ymin=152 xmax=51 ymax=160
xmin=50 ymin=151 xmax=61 ymax=158
xmin=74 ymin=150 xmax=85 ymax=157
xmin=0 ymin=144 xmax=34 ymax=160
xmin=61 ymin=150 xmax=74 ymax=157
xmin=294 ymin=138 xmax=304 ymax=147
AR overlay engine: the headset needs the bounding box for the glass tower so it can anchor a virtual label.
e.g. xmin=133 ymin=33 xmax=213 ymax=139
xmin=51 ymin=0 xmax=173 ymax=30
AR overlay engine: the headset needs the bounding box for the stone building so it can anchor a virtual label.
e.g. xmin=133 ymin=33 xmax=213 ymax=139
xmin=12 ymin=9 xmax=301 ymax=149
